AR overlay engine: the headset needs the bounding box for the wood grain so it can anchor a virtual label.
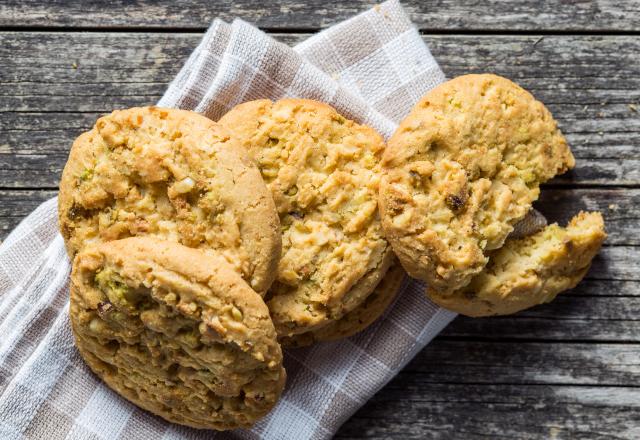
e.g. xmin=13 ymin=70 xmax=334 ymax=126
xmin=1 ymin=0 xmax=639 ymax=32
xmin=407 ymin=340 xmax=640 ymax=386
xmin=1 ymin=33 xmax=639 ymax=188
xmin=445 ymin=291 xmax=640 ymax=342
xmin=0 ymin=190 xmax=54 ymax=237
xmin=337 ymin=341 xmax=640 ymax=437
xmin=337 ymin=383 xmax=640 ymax=439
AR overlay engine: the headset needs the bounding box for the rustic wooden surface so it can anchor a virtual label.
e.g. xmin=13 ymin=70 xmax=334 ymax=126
xmin=0 ymin=1 xmax=639 ymax=438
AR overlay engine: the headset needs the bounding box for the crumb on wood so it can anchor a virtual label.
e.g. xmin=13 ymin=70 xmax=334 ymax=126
xmin=629 ymin=104 xmax=637 ymax=113
xmin=549 ymin=426 xmax=562 ymax=440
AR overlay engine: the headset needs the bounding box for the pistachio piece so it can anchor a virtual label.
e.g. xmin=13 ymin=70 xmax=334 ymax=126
xmin=173 ymin=177 xmax=195 ymax=194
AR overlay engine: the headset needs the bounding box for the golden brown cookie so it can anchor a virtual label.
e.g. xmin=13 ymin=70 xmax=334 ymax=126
xmin=70 ymin=237 xmax=286 ymax=430
xmin=379 ymin=74 xmax=575 ymax=292
xmin=281 ymin=261 xmax=406 ymax=347
xmin=219 ymin=99 xmax=393 ymax=337
xmin=428 ymin=211 xmax=606 ymax=317
xmin=59 ymin=106 xmax=280 ymax=294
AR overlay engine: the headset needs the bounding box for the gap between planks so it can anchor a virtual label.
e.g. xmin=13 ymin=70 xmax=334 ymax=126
xmin=1 ymin=26 xmax=640 ymax=36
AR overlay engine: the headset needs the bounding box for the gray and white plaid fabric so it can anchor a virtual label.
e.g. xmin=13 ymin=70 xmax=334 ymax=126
xmin=0 ymin=1 xmax=457 ymax=439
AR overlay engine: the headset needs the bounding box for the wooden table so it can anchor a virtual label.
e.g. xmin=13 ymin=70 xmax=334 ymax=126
xmin=1 ymin=1 xmax=638 ymax=438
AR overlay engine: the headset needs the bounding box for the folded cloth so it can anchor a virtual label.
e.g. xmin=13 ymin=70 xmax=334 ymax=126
xmin=0 ymin=2 xmax=457 ymax=439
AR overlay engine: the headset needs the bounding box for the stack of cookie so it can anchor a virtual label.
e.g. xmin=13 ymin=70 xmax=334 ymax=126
xmin=59 ymin=108 xmax=286 ymax=429
xmin=58 ymin=74 xmax=606 ymax=430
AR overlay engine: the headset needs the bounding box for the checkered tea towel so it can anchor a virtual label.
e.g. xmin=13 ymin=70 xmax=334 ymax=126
xmin=0 ymin=1 xmax=460 ymax=438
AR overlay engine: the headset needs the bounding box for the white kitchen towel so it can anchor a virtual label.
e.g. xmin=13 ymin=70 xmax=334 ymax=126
xmin=0 ymin=1 xmax=458 ymax=439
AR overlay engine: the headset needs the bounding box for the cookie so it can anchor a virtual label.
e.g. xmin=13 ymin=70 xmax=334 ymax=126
xmin=59 ymin=106 xmax=280 ymax=294
xmin=219 ymin=99 xmax=393 ymax=337
xmin=281 ymin=261 xmax=406 ymax=347
xmin=428 ymin=211 xmax=606 ymax=317
xmin=379 ymin=74 xmax=575 ymax=292
xmin=70 ymin=237 xmax=286 ymax=430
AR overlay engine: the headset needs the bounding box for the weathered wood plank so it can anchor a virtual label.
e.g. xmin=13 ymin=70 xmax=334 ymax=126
xmin=444 ymin=292 xmax=640 ymax=342
xmin=552 ymin=279 xmax=640 ymax=298
xmin=1 ymin=0 xmax=638 ymax=32
xmin=336 ymin=342 xmax=640 ymax=437
xmin=588 ymin=246 xmax=640 ymax=281
xmin=408 ymin=340 xmax=640 ymax=386
xmin=0 ymin=33 xmax=638 ymax=188
xmin=336 ymin=383 xmax=640 ymax=439
xmin=0 ymin=190 xmax=55 ymax=238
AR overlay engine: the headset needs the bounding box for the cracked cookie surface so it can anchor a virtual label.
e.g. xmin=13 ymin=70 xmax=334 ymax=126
xmin=59 ymin=106 xmax=280 ymax=294
xmin=219 ymin=99 xmax=393 ymax=337
xmin=379 ymin=74 xmax=575 ymax=292
xmin=70 ymin=237 xmax=286 ymax=430
xmin=428 ymin=211 xmax=606 ymax=317
xmin=281 ymin=261 xmax=406 ymax=347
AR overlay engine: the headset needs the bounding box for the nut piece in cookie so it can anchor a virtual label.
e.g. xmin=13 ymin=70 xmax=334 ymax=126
xmin=219 ymin=99 xmax=393 ymax=337
xmin=379 ymin=74 xmax=575 ymax=292
xmin=59 ymin=106 xmax=280 ymax=294
xmin=428 ymin=211 xmax=606 ymax=317
xmin=70 ymin=237 xmax=286 ymax=430
xmin=281 ymin=261 xmax=406 ymax=347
